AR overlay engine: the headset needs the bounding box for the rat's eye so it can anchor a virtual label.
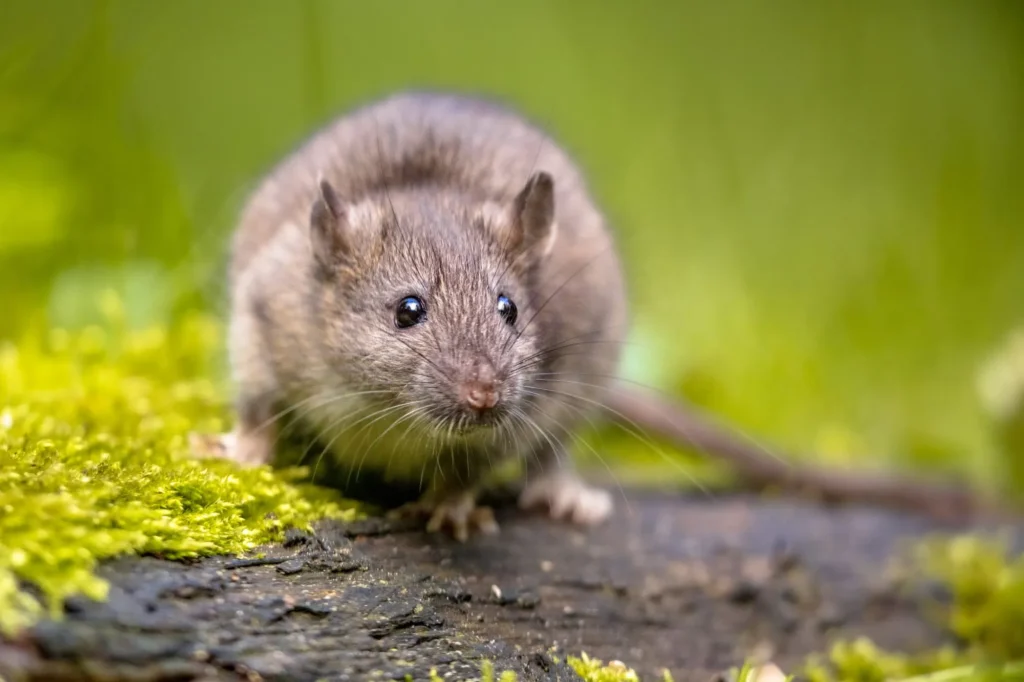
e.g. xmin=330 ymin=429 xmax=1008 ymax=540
xmin=496 ymin=294 xmax=517 ymax=326
xmin=395 ymin=296 xmax=427 ymax=328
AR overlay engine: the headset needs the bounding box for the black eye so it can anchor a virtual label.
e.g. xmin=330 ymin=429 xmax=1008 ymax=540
xmin=395 ymin=296 xmax=427 ymax=328
xmin=496 ymin=294 xmax=517 ymax=326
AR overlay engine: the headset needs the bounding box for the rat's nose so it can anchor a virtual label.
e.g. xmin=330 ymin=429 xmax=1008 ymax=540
xmin=459 ymin=362 xmax=500 ymax=412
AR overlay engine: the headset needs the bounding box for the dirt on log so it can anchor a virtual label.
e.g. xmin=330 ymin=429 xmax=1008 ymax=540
xmin=1 ymin=490 xmax=1020 ymax=682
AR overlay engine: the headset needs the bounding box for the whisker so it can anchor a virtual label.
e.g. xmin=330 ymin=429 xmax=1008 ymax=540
xmin=303 ymin=400 xmax=413 ymax=485
xmin=296 ymin=401 xmax=372 ymax=467
xmin=508 ymin=338 xmax=639 ymax=376
xmin=531 ymin=372 xmax=791 ymax=469
xmin=502 ymin=244 xmax=614 ymax=355
xmin=524 ymin=383 xmax=712 ymax=497
xmin=355 ymin=401 xmax=430 ymax=483
xmin=337 ymin=400 xmax=425 ymax=485
xmin=251 ymin=388 xmax=392 ymax=434
xmin=385 ymin=404 xmax=434 ymax=478
xmin=263 ymin=388 xmax=395 ymax=454
xmin=519 ymin=388 xmax=632 ymax=516
xmin=392 ymin=335 xmax=453 ymax=383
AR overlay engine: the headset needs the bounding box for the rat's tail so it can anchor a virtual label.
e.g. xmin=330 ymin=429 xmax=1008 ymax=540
xmin=600 ymin=381 xmax=1015 ymax=524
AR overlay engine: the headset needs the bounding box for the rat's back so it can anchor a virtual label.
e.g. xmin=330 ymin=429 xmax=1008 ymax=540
xmin=230 ymin=91 xmax=607 ymax=284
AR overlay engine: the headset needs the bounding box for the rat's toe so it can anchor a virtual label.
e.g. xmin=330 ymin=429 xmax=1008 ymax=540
xmin=470 ymin=506 xmax=500 ymax=535
xmin=190 ymin=429 xmax=274 ymax=468
xmin=422 ymin=493 xmax=498 ymax=541
xmin=569 ymin=485 xmax=613 ymax=525
xmin=519 ymin=473 xmax=613 ymax=526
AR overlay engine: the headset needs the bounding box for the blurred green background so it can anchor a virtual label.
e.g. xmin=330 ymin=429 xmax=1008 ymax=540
xmin=1 ymin=0 xmax=1022 ymax=495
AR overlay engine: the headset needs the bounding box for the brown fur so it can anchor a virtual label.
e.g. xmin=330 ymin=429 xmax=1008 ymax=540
xmin=226 ymin=91 xmax=628 ymax=530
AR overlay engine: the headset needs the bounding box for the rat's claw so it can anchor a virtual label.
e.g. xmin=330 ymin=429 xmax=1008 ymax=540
xmin=188 ymin=429 xmax=273 ymax=467
xmin=189 ymin=431 xmax=237 ymax=460
xmin=426 ymin=494 xmax=499 ymax=542
xmin=519 ymin=472 xmax=613 ymax=526
xmin=394 ymin=491 xmax=499 ymax=542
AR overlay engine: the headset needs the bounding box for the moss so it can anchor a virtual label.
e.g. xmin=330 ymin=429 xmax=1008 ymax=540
xmin=3 ymin=296 xmax=1023 ymax=682
xmin=0 ymin=299 xmax=362 ymax=635
xmin=566 ymin=653 xmax=648 ymax=682
xmin=479 ymin=659 xmax=517 ymax=682
xmin=561 ymin=535 xmax=1024 ymax=682
xmin=916 ymin=535 xmax=1024 ymax=661
xmin=566 ymin=654 xmax=796 ymax=682
xmin=802 ymin=535 xmax=1024 ymax=682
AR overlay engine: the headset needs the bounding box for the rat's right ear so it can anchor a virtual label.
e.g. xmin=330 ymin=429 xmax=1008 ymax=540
xmin=310 ymin=178 xmax=352 ymax=273
xmin=507 ymin=171 xmax=557 ymax=262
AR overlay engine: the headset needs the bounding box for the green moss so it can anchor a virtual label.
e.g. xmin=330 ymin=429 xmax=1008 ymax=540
xmin=0 ymin=299 xmax=362 ymax=635
xmin=479 ymin=659 xmax=517 ymax=682
xmin=803 ymin=535 xmax=1024 ymax=682
xmin=561 ymin=536 xmax=1024 ymax=682
xmin=3 ymin=295 xmax=1023 ymax=682
xmin=565 ymin=654 xmax=792 ymax=682
xmin=567 ymin=653 xmax=644 ymax=682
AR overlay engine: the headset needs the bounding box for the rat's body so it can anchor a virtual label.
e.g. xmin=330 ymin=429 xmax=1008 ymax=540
xmin=222 ymin=91 xmax=628 ymax=538
xmin=209 ymin=89 xmax=995 ymax=538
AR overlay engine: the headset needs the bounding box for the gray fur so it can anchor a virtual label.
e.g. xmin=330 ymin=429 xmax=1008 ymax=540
xmin=227 ymin=91 xmax=628 ymax=519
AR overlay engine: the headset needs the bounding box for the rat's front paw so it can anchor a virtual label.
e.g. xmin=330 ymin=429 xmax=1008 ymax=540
xmin=518 ymin=472 xmax=613 ymax=526
xmin=188 ymin=428 xmax=272 ymax=467
xmin=389 ymin=491 xmax=499 ymax=542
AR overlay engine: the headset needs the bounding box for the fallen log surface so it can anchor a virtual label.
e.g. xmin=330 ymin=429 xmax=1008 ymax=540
xmin=2 ymin=490 xmax=1020 ymax=682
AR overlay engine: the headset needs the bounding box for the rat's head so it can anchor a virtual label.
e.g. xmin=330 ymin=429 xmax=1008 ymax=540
xmin=308 ymin=171 xmax=558 ymax=437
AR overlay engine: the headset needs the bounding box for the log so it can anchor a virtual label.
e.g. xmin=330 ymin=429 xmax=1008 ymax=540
xmin=2 ymin=491 xmax=1020 ymax=682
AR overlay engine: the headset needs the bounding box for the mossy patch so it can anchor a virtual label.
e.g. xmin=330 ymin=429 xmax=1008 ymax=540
xmin=803 ymin=535 xmax=1024 ymax=682
xmin=2 ymin=298 xmax=1023 ymax=682
xmin=556 ymin=536 xmax=1024 ymax=681
xmin=566 ymin=653 xmax=646 ymax=681
xmin=0 ymin=299 xmax=362 ymax=635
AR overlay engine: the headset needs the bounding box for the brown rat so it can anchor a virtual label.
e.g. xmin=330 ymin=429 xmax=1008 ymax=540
xmin=204 ymin=90 xmax=1007 ymax=540
xmin=218 ymin=91 xmax=628 ymax=540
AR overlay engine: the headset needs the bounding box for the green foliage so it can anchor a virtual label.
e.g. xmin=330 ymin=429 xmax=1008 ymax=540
xmin=0 ymin=300 xmax=361 ymax=635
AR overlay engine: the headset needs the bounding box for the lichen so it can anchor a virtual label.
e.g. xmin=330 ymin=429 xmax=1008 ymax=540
xmin=0 ymin=298 xmax=362 ymax=635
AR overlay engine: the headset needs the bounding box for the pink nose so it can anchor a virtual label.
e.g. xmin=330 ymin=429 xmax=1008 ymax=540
xmin=461 ymin=382 xmax=499 ymax=411
xmin=459 ymin=363 xmax=500 ymax=412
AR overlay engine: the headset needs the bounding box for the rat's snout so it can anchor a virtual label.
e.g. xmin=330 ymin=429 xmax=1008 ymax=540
xmin=457 ymin=360 xmax=501 ymax=413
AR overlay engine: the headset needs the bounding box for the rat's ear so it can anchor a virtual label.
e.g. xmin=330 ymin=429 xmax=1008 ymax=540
xmin=310 ymin=177 xmax=351 ymax=273
xmin=509 ymin=171 xmax=557 ymax=261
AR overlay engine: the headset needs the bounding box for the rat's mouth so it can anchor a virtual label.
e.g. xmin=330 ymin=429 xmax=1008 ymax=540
xmin=432 ymin=404 xmax=509 ymax=437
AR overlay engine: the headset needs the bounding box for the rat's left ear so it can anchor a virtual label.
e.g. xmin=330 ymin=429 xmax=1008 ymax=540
xmin=509 ymin=171 xmax=557 ymax=261
xmin=309 ymin=177 xmax=353 ymax=274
